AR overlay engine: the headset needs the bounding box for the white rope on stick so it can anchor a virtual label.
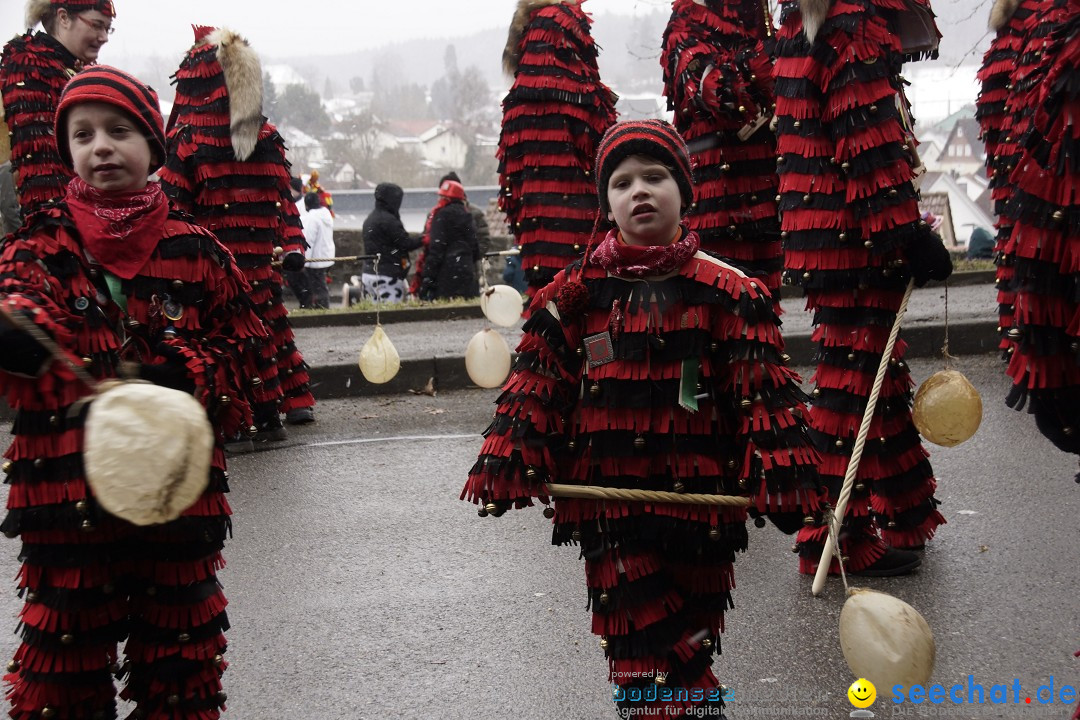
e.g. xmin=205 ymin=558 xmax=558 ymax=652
xmin=811 ymin=278 xmax=916 ymax=596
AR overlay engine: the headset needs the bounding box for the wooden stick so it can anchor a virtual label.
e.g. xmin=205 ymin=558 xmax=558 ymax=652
xmin=543 ymin=483 xmax=752 ymax=507
xmin=811 ymin=279 xmax=916 ymax=596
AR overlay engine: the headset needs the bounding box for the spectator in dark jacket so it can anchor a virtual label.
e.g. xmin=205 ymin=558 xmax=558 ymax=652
xmin=439 ymin=170 xmax=491 ymax=255
xmin=419 ymin=179 xmax=479 ymax=300
xmin=362 ymin=182 xmax=422 ymax=303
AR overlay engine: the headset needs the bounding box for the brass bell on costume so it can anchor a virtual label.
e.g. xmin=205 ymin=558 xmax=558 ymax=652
xmin=912 ymin=370 xmax=982 ymax=447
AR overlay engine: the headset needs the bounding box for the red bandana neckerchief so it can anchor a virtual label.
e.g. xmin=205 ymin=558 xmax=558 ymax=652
xmin=65 ymin=177 xmax=169 ymax=280
xmin=590 ymin=225 xmax=699 ymax=278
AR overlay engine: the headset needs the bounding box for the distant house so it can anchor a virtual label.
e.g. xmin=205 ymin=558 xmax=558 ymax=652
xmin=278 ymin=125 xmax=326 ymax=173
xmin=616 ymin=93 xmax=669 ymax=121
xmin=381 ymin=120 xmax=469 ymax=170
xmin=920 ymin=171 xmax=995 ymax=248
xmin=934 ymin=118 xmax=985 ymax=176
xmin=919 ymin=138 xmax=944 ymax=172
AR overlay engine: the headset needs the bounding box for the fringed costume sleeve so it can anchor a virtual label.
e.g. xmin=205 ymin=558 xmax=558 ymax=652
xmin=462 ymin=269 xmax=583 ymax=508
xmin=661 ymin=0 xmax=784 ymax=297
xmin=700 ymin=261 xmax=822 ymax=519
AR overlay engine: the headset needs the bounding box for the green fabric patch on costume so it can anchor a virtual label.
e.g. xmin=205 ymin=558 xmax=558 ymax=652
xmin=679 ymin=358 xmax=699 ymax=412
xmin=103 ymin=271 xmax=127 ymax=314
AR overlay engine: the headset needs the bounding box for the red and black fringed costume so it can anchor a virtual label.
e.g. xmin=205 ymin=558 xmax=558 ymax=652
xmin=661 ymin=0 xmax=784 ymax=298
xmin=0 ymin=30 xmax=79 ymax=215
xmin=159 ymin=27 xmax=314 ymax=423
xmin=497 ymin=0 xmax=618 ymax=294
xmin=977 ymin=0 xmax=1052 ymax=358
xmin=462 ymin=232 xmax=821 ymax=717
xmin=0 ymin=197 xmax=266 ymax=719
xmin=995 ymin=0 xmax=1080 ymax=461
xmin=772 ymin=0 xmax=947 ymax=572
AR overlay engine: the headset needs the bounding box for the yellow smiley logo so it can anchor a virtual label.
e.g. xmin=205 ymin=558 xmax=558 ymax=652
xmin=848 ymin=678 xmax=877 ymax=708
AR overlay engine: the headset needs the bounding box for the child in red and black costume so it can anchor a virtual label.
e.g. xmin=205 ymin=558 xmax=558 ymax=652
xmin=772 ymin=0 xmax=954 ymax=577
xmin=0 ymin=65 xmax=265 ymax=720
xmin=1 ymin=0 xmax=116 ymax=218
xmin=463 ymin=119 xmax=822 ymax=719
xmin=661 ymin=0 xmax=784 ymax=298
xmin=160 ymin=26 xmax=315 ymax=438
xmin=497 ymin=0 xmax=618 ymax=296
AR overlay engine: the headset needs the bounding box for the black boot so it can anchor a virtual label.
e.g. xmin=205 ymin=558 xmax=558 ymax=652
xmin=849 ymin=546 xmax=921 ymax=577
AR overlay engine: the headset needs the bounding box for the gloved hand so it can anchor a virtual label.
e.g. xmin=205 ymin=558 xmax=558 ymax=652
xmin=750 ymin=507 xmax=806 ymax=535
xmin=281 ymin=251 xmax=306 ymax=272
xmin=1034 ymin=395 xmax=1080 ymax=455
xmin=904 ymin=229 xmax=953 ymax=288
xmin=766 ymin=511 xmax=809 ymax=535
xmin=0 ymin=325 xmax=50 ymax=378
xmin=137 ymin=343 xmax=195 ymax=393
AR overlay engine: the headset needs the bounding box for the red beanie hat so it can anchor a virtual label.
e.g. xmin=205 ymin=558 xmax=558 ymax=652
xmin=55 ymin=65 xmax=166 ymax=169
xmin=595 ymin=119 xmax=695 ymax=215
xmin=438 ymin=179 xmax=466 ymax=201
xmin=50 ymin=0 xmax=116 ymax=17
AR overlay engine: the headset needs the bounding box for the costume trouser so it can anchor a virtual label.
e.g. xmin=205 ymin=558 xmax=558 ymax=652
xmin=575 ymin=517 xmax=735 ymax=718
xmin=794 ymin=287 xmax=945 ymax=573
xmin=301 ymin=269 xmax=330 ymax=309
xmin=4 ymin=514 xmax=230 ymax=720
xmin=239 ymin=262 xmax=314 ymax=417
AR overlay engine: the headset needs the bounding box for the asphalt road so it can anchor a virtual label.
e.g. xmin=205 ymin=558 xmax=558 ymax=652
xmin=0 ymin=353 xmax=1077 ymax=720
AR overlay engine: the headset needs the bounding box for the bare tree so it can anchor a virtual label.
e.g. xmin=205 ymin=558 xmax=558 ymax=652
xmin=324 ymin=110 xmax=383 ymax=180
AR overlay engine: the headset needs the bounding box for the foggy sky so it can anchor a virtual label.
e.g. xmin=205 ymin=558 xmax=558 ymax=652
xmin=0 ymin=0 xmax=667 ymax=62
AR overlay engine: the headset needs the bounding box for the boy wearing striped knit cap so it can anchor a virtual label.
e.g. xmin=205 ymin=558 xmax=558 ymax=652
xmin=0 ymin=64 xmax=264 ymax=720
xmin=463 ymin=119 xmax=822 ymax=719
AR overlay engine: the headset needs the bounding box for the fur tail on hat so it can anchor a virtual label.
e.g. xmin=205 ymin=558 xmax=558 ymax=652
xmin=799 ymin=0 xmax=833 ymax=43
xmin=25 ymin=0 xmax=50 ymax=28
xmin=503 ymin=0 xmax=580 ymax=76
xmin=208 ymin=28 xmax=263 ymax=162
xmin=989 ymin=0 xmax=1021 ymax=30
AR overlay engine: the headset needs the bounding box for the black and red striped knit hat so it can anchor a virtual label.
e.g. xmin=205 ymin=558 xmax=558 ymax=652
xmin=54 ymin=65 xmax=166 ymax=169
xmin=55 ymin=0 xmax=115 ymax=15
xmin=595 ymin=119 xmax=695 ymax=215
